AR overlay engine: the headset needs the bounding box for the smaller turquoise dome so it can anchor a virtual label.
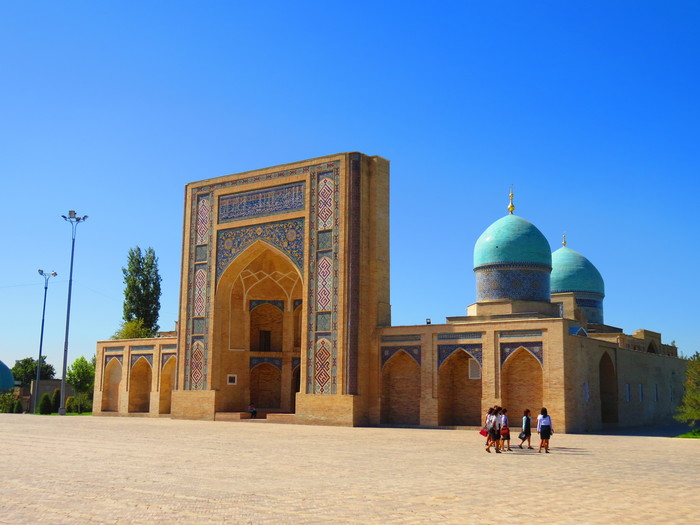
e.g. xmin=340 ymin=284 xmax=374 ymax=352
xmin=551 ymin=246 xmax=604 ymax=296
xmin=474 ymin=214 xmax=552 ymax=268
xmin=0 ymin=360 xmax=15 ymax=391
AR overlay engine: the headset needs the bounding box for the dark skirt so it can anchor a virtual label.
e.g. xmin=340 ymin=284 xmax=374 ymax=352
xmin=540 ymin=425 xmax=551 ymax=440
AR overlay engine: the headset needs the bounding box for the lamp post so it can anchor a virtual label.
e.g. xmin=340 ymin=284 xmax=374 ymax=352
xmin=33 ymin=269 xmax=57 ymax=413
xmin=59 ymin=210 xmax=88 ymax=416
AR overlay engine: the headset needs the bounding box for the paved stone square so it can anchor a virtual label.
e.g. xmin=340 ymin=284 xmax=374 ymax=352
xmin=2 ymin=414 xmax=699 ymax=524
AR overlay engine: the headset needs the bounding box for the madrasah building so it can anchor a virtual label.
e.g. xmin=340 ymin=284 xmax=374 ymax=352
xmin=93 ymin=152 xmax=686 ymax=432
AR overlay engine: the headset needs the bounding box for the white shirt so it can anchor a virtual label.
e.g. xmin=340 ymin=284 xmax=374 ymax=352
xmin=537 ymin=414 xmax=552 ymax=432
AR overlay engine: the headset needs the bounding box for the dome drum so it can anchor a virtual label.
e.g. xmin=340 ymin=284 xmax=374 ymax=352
xmin=574 ymin=293 xmax=604 ymax=325
xmin=475 ymin=265 xmax=551 ymax=302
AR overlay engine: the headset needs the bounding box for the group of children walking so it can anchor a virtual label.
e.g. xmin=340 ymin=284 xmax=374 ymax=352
xmin=482 ymin=406 xmax=554 ymax=453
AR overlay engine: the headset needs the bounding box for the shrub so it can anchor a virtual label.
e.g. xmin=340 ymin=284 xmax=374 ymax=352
xmin=65 ymin=396 xmax=75 ymax=412
xmin=38 ymin=393 xmax=52 ymax=415
xmin=13 ymin=399 xmax=23 ymax=413
xmin=69 ymin=393 xmax=92 ymax=414
xmin=0 ymin=393 xmax=14 ymax=413
xmin=51 ymin=388 xmax=61 ymax=413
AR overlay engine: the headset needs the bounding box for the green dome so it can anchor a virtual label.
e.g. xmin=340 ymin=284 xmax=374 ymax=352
xmin=474 ymin=214 xmax=552 ymax=268
xmin=0 ymin=360 xmax=15 ymax=391
xmin=551 ymin=246 xmax=605 ymax=296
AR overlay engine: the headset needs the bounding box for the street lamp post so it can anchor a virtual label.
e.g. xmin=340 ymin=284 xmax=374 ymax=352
xmin=33 ymin=269 xmax=57 ymax=414
xmin=59 ymin=210 xmax=88 ymax=416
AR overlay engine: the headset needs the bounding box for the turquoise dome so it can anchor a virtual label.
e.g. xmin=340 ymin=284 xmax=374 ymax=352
xmin=0 ymin=360 xmax=15 ymax=391
xmin=551 ymin=246 xmax=604 ymax=296
xmin=474 ymin=214 xmax=552 ymax=268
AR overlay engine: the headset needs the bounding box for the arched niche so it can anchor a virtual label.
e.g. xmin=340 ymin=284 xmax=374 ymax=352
xmin=128 ymin=357 xmax=152 ymax=413
xmin=438 ymin=350 xmax=482 ymax=426
xmin=380 ymin=351 xmax=420 ymax=425
xmin=599 ymin=352 xmax=618 ymax=423
xmin=501 ymin=347 xmax=543 ymax=419
xmin=250 ymin=362 xmax=281 ymax=409
xmin=101 ymin=358 xmax=122 ymax=412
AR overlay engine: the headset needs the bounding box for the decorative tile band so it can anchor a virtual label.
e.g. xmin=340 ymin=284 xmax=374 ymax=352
xmin=161 ymin=344 xmax=177 ymax=351
xmin=381 ymin=334 xmax=422 ymax=343
xmin=500 ymin=330 xmax=543 ymax=338
xmin=218 ymin=181 xmax=305 ymax=223
xmin=104 ymin=346 xmax=124 ymax=353
xmin=437 ymin=332 xmax=482 ymax=341
xmin=475 ymin=267 xmax=550 ymax=302
xmin=216 ymin=218 xmax=305 ymax=280
xmin=437 ymin=344 xmax=483 ymax=367
xmin=196 ymin=195 xmax=211 ymax=245
xmin=249 ymin=300 xmax=285 ymax=312
xmin=569 ymin=326 xmax=588 ymax=337
xmin=105 ymin=355 xmax=123 ymax=366
xmin=161 ymin=353 xmax=176 ymax=368
xmin=250 ymin=357 xmax=283 ymax=370
xmin=130 ymin=345 xmax=154 ymax=352
xmin=500 ymin=342 xmax=543 ymax=365
xmin=576 ymin=298 xmax=603 ymax=308
xmin=130 ymin=354 xmax=153 ymax=368
xmin=381 ymin=345 xmax=422 ymax=367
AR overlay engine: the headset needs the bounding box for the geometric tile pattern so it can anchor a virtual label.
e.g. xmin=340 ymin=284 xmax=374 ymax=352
xmin=316 ymin=255 xmax=333 ymax=311
xmin=219 ymin=181 xmax=305 ymax=223
xmin=216 ymin=218 xmax=305 ymax=280
xmin=380 ymin=346 xmax=422 ymax=368
xmin=317 ymin=177 xmax=334 ymax=230
xmin=193 ymin=267 xmax=207 ymax=317
xmin=161 ymin=353 xmax=176 ymax=369
xmin=476 ymin=265 xmax=550 ymax=302
xmin=380 ymin=334 xmax=421 ymax=342
xmin=196 ymin=197 xmax=210 ymax=245
xmin=316 ymin=312 xmax=331 ymax=332
xmin=190 ymin=340 xmax=205 ymax=390
xmin=314 ymin=338 xmax=332 ymax=393
xmin=131 ymin=354 xmax=153 ymax=368
xmin=292 ymin=357 xmax=301 ymax=370
xmin=500 ymin=342 xmax=543 ymax=366
xmin=131 ymin=345 xmax=155 ymax=352
xmin=437 ymin=344 xmax=482 ymax=367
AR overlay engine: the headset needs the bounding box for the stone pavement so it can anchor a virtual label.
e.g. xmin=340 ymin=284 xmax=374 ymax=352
xmin=2 ymin=414 xmax=699 ymax=524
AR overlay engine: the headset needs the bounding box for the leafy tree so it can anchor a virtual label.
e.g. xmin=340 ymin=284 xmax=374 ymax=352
xmin=676 ymin=352 xmax=700 ymax=426
xmin=11 ymin=357 xmax=55 ymax=386
xmin=38 ymin=393 xmax=52 ymax=415
xmin=0 ymin=393 xmax=14 ymax=413
xmin=111 ymin=319 xmax=153 ymax=340
xmin=51 ymin=388 xmax=61 ymax=413
xmin=67 ymin=355 xmax=96 ymax=395
xmin=122 ymin=246 xmax=162 ymax=336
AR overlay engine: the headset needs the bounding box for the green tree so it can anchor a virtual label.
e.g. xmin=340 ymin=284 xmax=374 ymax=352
xmin=0 ymin=393 xmax=14 ymax=413
xmin=51 ymin=388 xmax=61 ymax=413
xmin=676 ymin=352 xmax=700 ymax=426
xmin=122 ymin=246 xmax=162 ymax=336
xmin=10 ymin=357 xmax=55 ymax=386
xmin=38 ymin=393 xmax=52 ymax=415
xmin=111 ymin=318 xmax=153 ymax=340
xmin=66 ymin=355 xmax=96 ymax=395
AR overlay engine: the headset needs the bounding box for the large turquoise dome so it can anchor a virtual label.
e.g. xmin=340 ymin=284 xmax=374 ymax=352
xmin=0 ymin=360 xmax=15 ymax=391
xmin=551 ymin=246 xmax=604 ymax=296
xmin=474 ymin=214 xmax=552 ymax=269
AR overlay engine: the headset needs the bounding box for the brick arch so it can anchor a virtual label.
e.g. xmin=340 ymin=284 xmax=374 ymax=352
xmin=128 ymin=357 xmax=152 ymax=413
xmin=501 ymin=347 xmax=542 ymax=420
xmin=101 ymin=358 xmax=122 ymax=412
xmin=438 ymin=350 xmax=482 ymax=426
xmin=599 ymin=351 xmax=618 ymax=423
xmin=381 ymin=350 xmax=420 ymax=425
xmin=249 ymin=303 xmax=284 ymax=352
xmin=250 ymin=363 xmax=281 ymax=409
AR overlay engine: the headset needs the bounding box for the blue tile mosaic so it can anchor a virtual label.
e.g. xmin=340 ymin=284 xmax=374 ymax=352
xmin=437 ymin=344 xmax=483 ymax=367
xmin=380 ymin=345 xmax=421 ymax=367
xmin=104 ymin=346 xmax=124 ymax=353
xmin=437 ymin=332 xmax=482 ymax=341
xmin=316 ymin=312 xmax=331 ymax=331
xmin=161 ymin=344 xmax=177 ymax=351
xmin=161 ymin=353 xmax=176 ymax=368
xmin=292 ymin=357 xmax=301 ymax=370
xmin=500 ymin=330 xmax=542 ymax=338
xmin=131 ymin=345 xmax=154 ymax=352
xmin=500 ymin=342 xmax=543 ymax=365
xmin=218 ymin=182 xmax=305 ymax=223
xmin=195 ymin=245 xmax=208 ymax=262
xmin=250 ymin=356 xmax=283 ymax=370
xmin=131 ymin=354 xmax=153 ymax=368
xmin=380 ymin=334 xmax=422 ymax=343
xmin=192 ymin=318 xmax=206 ymax=335
xmin=105 ymin=355 xmax=122 ymax=366
xmin=476 ymin=266 xmax=550 ymax=302
xmin=217 ymin=218 xmax=304 ymax=280
xmin=569 ymin=326 xmax=588 ymax=337
xmin=575 ymin=298 xmax=603 ymax=308
xmin=249 ymin=300 xmax=285 ymax=312
xmin=293 ymin=299 xmax=303 ymax=310
xmin=318 ymin=230 xmax=332 ymax=250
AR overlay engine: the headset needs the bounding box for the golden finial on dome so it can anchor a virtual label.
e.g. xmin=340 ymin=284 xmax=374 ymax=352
xmin=562 ymin=233 xmax=567 ymax=246
xmin=507 ymin=185 xmax=515 ymax=214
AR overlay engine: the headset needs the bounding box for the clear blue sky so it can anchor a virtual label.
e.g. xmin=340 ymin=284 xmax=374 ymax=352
xmin=1 ymin=1 xmax=698 ymax=375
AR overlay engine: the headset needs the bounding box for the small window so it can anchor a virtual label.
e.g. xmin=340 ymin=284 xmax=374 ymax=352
xmin=227 ymin=374 xmax=237 ymax=385
xmin=468 ymin=358 xmax=481 ymax=379
xmin=625 ymin=384 xmax=631 ymax=403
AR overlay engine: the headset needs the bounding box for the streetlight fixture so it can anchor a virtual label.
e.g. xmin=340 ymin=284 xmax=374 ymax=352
xmin=59 ymin=210 xmax=88 ymax=416
xmin=33 ymin=269 xmax=57 ymax=413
